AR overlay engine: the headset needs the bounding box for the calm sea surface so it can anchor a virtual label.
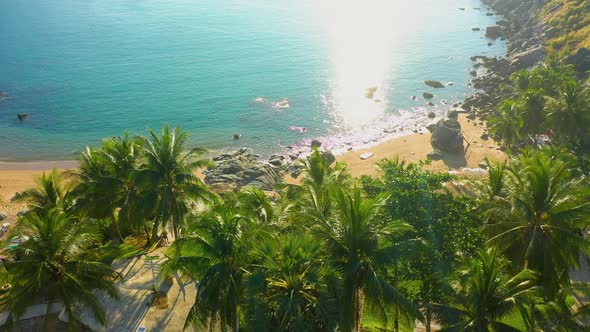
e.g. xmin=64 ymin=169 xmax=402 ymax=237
xmin=0 ymin=0 xmax=504 ymax=161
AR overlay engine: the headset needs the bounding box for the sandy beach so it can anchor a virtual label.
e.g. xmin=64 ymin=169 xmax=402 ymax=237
xmin=0 ymin=114 xmax=505 ymax=224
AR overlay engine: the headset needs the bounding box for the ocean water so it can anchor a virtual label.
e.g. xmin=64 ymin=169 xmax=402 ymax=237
xmin=0 ymin=0 xmax=504 ymax=161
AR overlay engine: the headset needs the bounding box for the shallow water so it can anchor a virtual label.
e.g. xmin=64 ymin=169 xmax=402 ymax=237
xmin=0 ymin=0 xmax=504 ymax=161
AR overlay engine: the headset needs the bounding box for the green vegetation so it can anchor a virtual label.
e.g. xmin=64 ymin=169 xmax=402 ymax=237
xmin=542 ymin=0 xmax=590 ymax=52
xmin=2 ymin=62 xmax=590 ymax=330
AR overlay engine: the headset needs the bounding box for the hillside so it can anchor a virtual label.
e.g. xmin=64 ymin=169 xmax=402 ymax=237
xmin=541 ymin=0 xmax=590 ymax=52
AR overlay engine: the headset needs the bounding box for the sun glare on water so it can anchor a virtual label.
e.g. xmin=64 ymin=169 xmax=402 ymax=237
xmin=310 ymin=0 xmax=420 ymax=130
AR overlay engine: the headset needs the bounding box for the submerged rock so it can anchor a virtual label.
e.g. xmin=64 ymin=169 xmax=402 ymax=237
xmin=17 ymin=114 xmax=28 ymax=121
xmin=424 ymin=80 xmax=445 ymax=89
xmin=423 ymin=92 xmax=434 ymax=99
xmin=485 ymin=25 xmax=503 ymax=39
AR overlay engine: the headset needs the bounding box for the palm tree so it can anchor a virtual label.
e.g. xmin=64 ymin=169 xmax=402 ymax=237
xmin=520 ymin=89 xmax=546 ymax=138
xmin=286 ymin=148 xmax=351 ymax=226
xmin=314 ymin=186 xmax=421 ymax=331
xmin=0 ymin=210 xmax=120 ymax=329
xmin=488 ymin=100 xmax=524 ymax=149
xmin=136 ymin=125 xmax=214 ymax=243
xmin=71 ymin=133 xmax=142 ymax=242
xmin=11 ymin=169 xmax=71 ymax=215
xmin=546 ymin=79 xmax=590 ymax=144
xmin=435 ymin=248 xmax=538 ymax=332
xmin=484 ymin=150 xmax=590 ymax=297
xmin=245 ymin=233 xmax=338 ymax=331
xmin=162 ymin=201 xmax=251 ymax=331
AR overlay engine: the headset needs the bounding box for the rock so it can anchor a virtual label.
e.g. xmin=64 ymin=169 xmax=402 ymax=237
xmin=428 ymin=112 xmax=436 ymax=119
xmin=487 ymin=42 xmax=493 ymax=46
xmin=466 ymin=112 xmax=476 ymax=120
xmin=511 ymin=46 xmax=545 ymax=68
xmin=411 ymin=96 xmax=417 ymax=100
xmin=17 ymin=114 xmax=28 ymax=121
xmin=470 ymin=70 xmax=477 ymax=77
xmin=324 ymin=151 xmax=336 ymax=165
xmin=458 ymin=7 xmax=465 ymax=10
xmin=447 ymin=110 xmax=459 ymax=120
xmin=426 ymin=123 xmax=437 ymax=133
xmin=427 ymin=150 xmax=444 ymax=160
xmin=424 ymin=80 xmax=445 ymax=89
xmin=485 ymin=25 xmax=503 ymax=39
xmin=0 ymin=91 xmax=8 ymax=101
xmin=430 ymin=118 xmax=464 ymax=153
xmin=478 ymin=162 xmax=488 ymax=169
xmin=0 ymin=212 xmax=6 ymax=221
xmin=311 ymin=139 xmax=322 ymax=149
xmin=268 ymin=154 xmax=285 ymax=166
xmin=446 ymin=82 xmax=454 ymax=86
xmin=486 ymin=12 xmax=494 ymax=16
xmin=426 ymin=102 xmax=435 ymax=106
xmin=360 ymin=152 xmax=374 ymax=160
xmin=566 ymin=48 xmax=590 ymax=76
xmin=423 ymin=92 xmax=434 ymax=99
xmin=233 ymin=134 xmax=241 ymax=140
xmin=472 ymin=27 xmax=481 ymax=31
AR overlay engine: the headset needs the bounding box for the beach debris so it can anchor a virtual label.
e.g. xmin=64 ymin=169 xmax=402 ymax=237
xmin=360 ymin=152 xmax=374 ymax=160
xmin=233 ymin=134 xmax=241 ymax=140
xmin=311 ymin=139 xmax=322 ymax=149
xmin=365 ymin=86 xmax=378 ymax=99
xmin=17 ymin=113 xmax=28 ymax=121
xmin=423 ymin=92 xmax=434 ymax=99
xmin=288 ymin=126 xmax=308 ymax=133
xmin=424 ymin=80 xmax=445 ymax=89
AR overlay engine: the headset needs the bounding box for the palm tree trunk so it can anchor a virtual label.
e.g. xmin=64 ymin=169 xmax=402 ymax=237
xmin=110 ymin=213 xmax=124 ymax=243
xmin=353 ymin=287 xmax=364 ymax=332
xmin=393 ymin=305 xmax=399 ymax=332
xmin=425 ymin=304 xmax=431 ymax=332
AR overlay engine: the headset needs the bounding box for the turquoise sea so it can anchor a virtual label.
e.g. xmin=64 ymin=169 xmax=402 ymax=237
xmin=0 ymin=0 xmax=504 ymax=161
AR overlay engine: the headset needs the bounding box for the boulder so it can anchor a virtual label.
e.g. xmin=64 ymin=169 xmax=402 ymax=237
xmin=480 ymin=133 xmax=489 ymax=140
xmin=430 ymin=118 xmax=464 ymax=153
xmin=447 ymin=110 xmax=459 ymax=120
xmin=424 ymin=80 xmax=445 ymax=89
xmin=423 ymin=92 xmax=434 ymax=99
xmin=427 ymin=150 xmax=444 ymax=160
xmin=566 ymin=48 xmax=590 ymax=76
xmin=0 ymin=211 xmax=6 ymax=221
xmin=324 ymin=150 xmax=336 ymax=165
xmin=428 ymin=112 xmax=436 ymax=119
xmin=311 ymin=139 xmax=322 ymax=149
xmin=511 ymin=46 xmax=545 ymax=68
xmin=268 ymin=154 xmax=285 ymax=166
xmin=485 ymin=25 xmax=503 ymax=39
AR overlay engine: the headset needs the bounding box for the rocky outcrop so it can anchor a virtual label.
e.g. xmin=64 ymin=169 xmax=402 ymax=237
xmin=430 ymin=117 xmax=464 ymax=153
xmin=511 ymin=45 xmax=545 ymax=68
xmin=485 ymin=25 xmax=503 ymax=39
xmin=204 ymin=148 xmax=291 ymax=192
xmin=566 ymin=48 xmax=590 ymax=77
